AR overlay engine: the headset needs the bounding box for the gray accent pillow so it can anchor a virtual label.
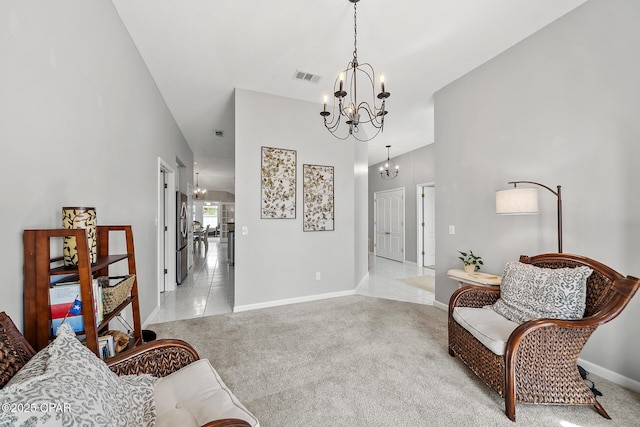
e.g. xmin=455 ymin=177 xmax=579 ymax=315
xmin=0 ymin=323 xmax=157 ymax=427
xmin=491 ymin=261 xmax=592 ymax=324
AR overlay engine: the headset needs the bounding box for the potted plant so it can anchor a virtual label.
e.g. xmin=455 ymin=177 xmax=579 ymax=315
xmin=458 ymin=250 xmax=483 ymax=273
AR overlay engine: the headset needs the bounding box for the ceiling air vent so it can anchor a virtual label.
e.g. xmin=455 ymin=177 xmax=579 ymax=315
xmin=293 ymin=70 xmax=322 ymax=83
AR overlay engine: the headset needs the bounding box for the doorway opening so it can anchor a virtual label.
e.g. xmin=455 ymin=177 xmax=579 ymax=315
xmin=417 ymin=182 xmax=436 ymax=270
xmin=157 ymin=158 xmax=177 ymax=304
xmin=374 ymin=187 xmax=405 ymax=263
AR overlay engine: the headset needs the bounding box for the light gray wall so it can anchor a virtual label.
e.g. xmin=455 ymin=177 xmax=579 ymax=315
xmin=435 ymin=0 xmax=640 ymax=382
xmin=0 ymin=1 xmax=193 ymax=327
xmin=204 ymin=191 xmax=235 ymax=203
xmin=234 ymin=89 xmax=367 ymax=307
xmin=354 ymin=142 xmax=369 ymax=286
xmin=368 ymin=145 xmax=435 ymax=262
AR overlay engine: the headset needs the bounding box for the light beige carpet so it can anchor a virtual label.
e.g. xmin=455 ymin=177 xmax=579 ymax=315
xmin=149 ymin=296 xmax=640 ymax=427
xmin=397 ymin=274 xmax=435 ymax=292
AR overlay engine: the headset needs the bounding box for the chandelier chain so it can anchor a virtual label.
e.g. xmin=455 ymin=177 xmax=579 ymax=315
xmin=353 ymin=3 xmax=358 ymax=63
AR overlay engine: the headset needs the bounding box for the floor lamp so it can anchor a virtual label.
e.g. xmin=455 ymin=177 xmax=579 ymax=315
xmin=495 ymin=181 xmax=563 ymax=253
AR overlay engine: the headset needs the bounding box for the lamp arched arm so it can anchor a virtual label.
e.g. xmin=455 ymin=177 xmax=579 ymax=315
xmin=508 ymin=180 xmax=563 ymax=253
xmin=508 ymin=181 xmax=559 ymax=197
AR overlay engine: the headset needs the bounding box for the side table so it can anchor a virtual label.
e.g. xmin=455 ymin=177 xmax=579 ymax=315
xmin=447 ymin=269 xmax=502 ymax=288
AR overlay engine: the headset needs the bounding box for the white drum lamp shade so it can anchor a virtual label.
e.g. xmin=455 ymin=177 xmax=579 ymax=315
xmin=495 ymin=188 xmax=539 ymax=215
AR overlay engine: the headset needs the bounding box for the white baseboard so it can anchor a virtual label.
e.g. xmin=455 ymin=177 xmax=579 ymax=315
xmin=577 ymin=358 xmax=640 ymax=393
xmin=355 ymin=272 xmax=370 ymax=291
xmin=433 ymin=300 xmax=448 ymax=312
xmin=142 ymin=305 xmax=161 ymax=328
xmin=234 ymin=290 xmax=356 ymax=313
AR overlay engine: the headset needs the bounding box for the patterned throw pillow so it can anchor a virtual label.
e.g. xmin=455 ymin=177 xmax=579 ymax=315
xmin=0 ymin=323 xmax=157 ymax=427
xmin=491 ymin=261 xmax=592 ymax=324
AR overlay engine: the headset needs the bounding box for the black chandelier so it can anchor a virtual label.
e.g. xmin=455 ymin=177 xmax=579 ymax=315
xmin=380 ymin=145 xmax=399 ymax=180
xmin=320 ymin=0 xmax=389 ymax=141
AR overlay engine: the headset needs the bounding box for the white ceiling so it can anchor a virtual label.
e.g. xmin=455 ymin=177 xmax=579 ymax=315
xmin=112 ymin=0 xmax=587 ymax=194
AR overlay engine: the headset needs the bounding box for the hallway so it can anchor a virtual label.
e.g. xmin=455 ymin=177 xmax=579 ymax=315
xmin=149 ymin=238 xmax=234 ymax=323
xmin=150 ymin=237 xmax=435 ymax=324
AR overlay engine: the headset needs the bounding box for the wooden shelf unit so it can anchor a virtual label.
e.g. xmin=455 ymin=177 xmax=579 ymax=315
xmin=23 ymin=225 xmax=142 ymax=358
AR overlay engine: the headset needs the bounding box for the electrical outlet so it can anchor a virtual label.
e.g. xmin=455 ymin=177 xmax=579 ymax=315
xmin=315 ymin=272 xmax=321 ymax=280
xmin=449 ymin=225 xmax=455 ymax=235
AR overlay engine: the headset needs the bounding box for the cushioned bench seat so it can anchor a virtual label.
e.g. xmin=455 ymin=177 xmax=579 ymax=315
xmin=155 ymin=359 xmax=259 ymax=427
xmin=0 ymin=311 xmax=259 ymax=427
xmin=448 ymin=253 xmax=640 ymax=422
xmin=452 ymin=306 xmax=519 ymax=356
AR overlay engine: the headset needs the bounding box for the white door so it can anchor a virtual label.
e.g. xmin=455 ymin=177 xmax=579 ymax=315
xmin=160 ymin=169 xmax=169 ymax=293
xmin=220 ymin=202 xmax=235 ymax=243
xmin=374 ymin=188 xmax=404 ymax=262
xmin=375 ymin=194 xmax=390 ymax=258
xmin=422 ymin=186 xmax=436 ymax=267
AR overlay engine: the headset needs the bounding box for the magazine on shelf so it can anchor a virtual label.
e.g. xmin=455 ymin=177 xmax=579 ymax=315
xmin=50 ymin=283 xmax=84 ymax=335
xmin=50 ymin=279 xmax=103 ymax=335
xmin=98 ymin=334 xmax=115 ymax=359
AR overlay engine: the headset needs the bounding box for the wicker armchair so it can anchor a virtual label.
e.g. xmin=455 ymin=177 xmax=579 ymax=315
xmin=0 ymin=311 xmax=251 ymax=427
xmin=448 ymin=253 xmax=640 ymax=422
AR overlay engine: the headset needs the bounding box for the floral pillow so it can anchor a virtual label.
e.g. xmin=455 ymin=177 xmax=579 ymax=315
xmin=491 ymin=261 xmax=592 ymax=324
xmin=0 ymin=323 xmax=157 ymax=427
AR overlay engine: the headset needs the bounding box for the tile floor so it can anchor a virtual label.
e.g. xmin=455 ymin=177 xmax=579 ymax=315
xmin=356 ymin=255 xmax=435 ymax=305
xmin=149 ymin=237 xmax=435 ymax=323
xmin=149 ymin=237 xmax=234 ymax=323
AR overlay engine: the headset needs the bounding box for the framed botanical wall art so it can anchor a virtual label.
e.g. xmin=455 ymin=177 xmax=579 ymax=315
xmin=303 ymin=164 xmax=334 ymax=231
xmin=261 ymin=146 xmax=297 ymax=219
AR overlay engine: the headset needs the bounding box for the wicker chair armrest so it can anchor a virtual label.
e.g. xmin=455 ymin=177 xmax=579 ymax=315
xmin=107 ymin=339 xmax=199 ymax=377
xmin=1 ymin=312 xmax=37 ymax=388
xmin=201 ymin=419 xmax=252 ymax=427
xmin=507 ymin=274 xmax=640 ymax=356
xmin=505 ymin=317 xmax=601 ymax=374
xmin=448 ymin=285 xmax=501 ymax=317
xmin=507 ymin=316 xmax=599 ymax=351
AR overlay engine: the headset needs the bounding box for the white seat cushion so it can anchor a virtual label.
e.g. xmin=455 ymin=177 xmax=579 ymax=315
xmin=154 ymin=359 xmax=260 ymax=427
xmin=452 ymin=307 xmax=519 ymax=356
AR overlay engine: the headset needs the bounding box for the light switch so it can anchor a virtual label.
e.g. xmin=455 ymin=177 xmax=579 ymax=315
xmin=449 ymin=225 xmax=455 ymax=235
xmin=242 ymin=226 xmax=248 ymax=235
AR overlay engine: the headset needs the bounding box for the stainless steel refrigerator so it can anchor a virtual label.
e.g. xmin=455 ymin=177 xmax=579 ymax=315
xmin=176 ymin=192 xmax=188 ymax=284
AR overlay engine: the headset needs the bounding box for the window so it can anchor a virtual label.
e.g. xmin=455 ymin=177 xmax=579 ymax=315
xmin=203 ymin=204 xmax=219 ymax=230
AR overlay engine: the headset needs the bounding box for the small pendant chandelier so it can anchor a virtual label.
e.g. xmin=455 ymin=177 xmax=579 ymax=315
xmin=320 ymin=0 xmax=390 ymax=142
xmin=194 ymin=172 xmax=207 ymax=200
xmin=380 ymin=145 xmax=399 ymax=180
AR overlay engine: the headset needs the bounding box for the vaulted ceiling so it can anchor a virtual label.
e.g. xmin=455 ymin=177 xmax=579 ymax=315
xmin=112 ymin=0 xmax=587 ymax=193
